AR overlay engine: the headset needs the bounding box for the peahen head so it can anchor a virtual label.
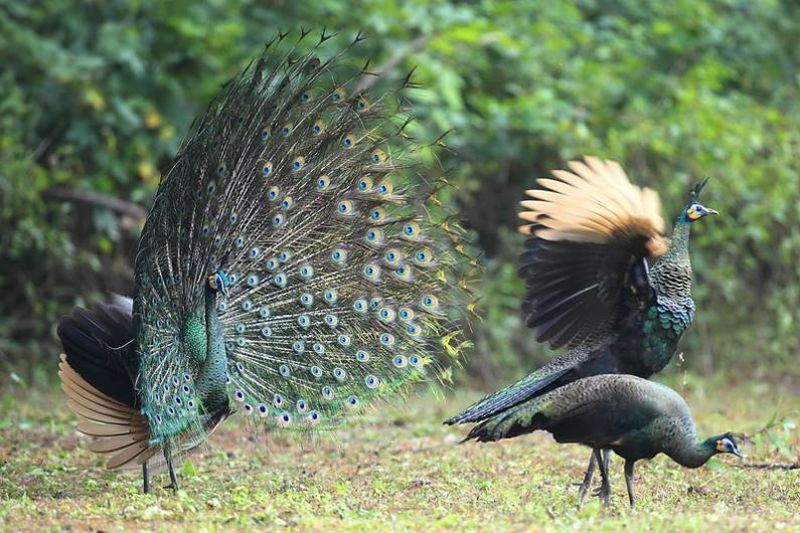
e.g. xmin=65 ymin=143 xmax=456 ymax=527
xmin=679 ymin=177 xmax=717 ymax=223
xmin=704 ymin=432 xmax=744 ymax=458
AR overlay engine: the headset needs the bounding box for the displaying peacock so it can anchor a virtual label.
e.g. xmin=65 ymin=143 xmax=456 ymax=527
xmin=446 ymin=157 xmax=716 ymax=500
xmin=464 ymin=374 xmax=743 ymax=507
xmin=57 ymin=29 xmax=473 ymax=493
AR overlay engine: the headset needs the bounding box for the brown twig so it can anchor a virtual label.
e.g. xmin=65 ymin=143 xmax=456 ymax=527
xmin=736 ymin=461 xmax=800 ymax=470
xmin=42 ymin=186 xmax=147 ymax=221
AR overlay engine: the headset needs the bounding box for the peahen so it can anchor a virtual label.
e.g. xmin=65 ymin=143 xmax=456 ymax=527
xmin=463 ymin=374 xmax=743 ymax=507
xmin=56 ymin=30 xmax=473 ymax=493
xmin=446 ymin=157 xmax=716 ymax=501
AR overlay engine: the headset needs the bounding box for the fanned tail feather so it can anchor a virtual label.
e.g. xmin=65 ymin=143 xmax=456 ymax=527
xmin=132 ymin=29 xmax=475 ymax=452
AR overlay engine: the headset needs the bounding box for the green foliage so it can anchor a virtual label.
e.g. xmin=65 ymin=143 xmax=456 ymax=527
xmin=1 ymin=0 xmax=799 ymax=380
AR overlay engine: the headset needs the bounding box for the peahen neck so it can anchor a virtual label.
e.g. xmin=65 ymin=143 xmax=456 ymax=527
xmin=665 ymin=437 xmax=716 ymax=469
xmin=650 ymin=217 xmax=693 ymax=299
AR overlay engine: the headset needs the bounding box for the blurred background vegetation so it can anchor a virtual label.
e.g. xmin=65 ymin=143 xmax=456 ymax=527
xmin=1 ymin=0 xmax=799 ymax=389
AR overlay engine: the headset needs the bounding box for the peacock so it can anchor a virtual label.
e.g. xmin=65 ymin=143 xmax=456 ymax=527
xmin=463 ymin=374 xmax=743 ymax=507
xmin=56 ymin=29 xmax=473 ymax=493
xmin=446 ymin=157 xmax=716 ymax=501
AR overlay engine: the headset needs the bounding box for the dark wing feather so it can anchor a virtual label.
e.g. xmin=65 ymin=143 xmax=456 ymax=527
xmin=518 ymin=157 xmax=666 ymax=349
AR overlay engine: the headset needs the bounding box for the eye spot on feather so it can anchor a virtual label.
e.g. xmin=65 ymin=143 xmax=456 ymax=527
xmin=310 ymin=366 xmax=323 ymax=378
xmin=296 ymin=399 xmax=307 ymax=412
xmin=398 ymin=307 xmax=415 ymax=322
xmin=292 ymin=156 xmax=305 ymax=171
xmin=365 ymin=375 xmax=380 ymax=389
xmin=405 ymin=323 xmax=422 ymax=337
xmin=278 ymin=250 xmax=292 ymax=263
xmin=393 ymin=355 xmax=408 ymax=368
xmin=218 ymin=301 xmax=228 ymax=312
xmin=337 ymin=199 xmax=355 ymax=216
xmin=206 ymin=181 xmax=216 ymax=195
xmin=277 ymin=412 xmax=292 ymax=426
xmin=378 ymin=180 xmax=393 ymax=196
xmin=353 ymin=299 xmax=368 ymax=313
xmin=383 ymin=248 xmax=402 ymax=266
xmin=331 ymin=247 xmax=348 ymax=265
xmin=316 ymin=175 xmax=331 ymax=191
xmin=298 ymin=264 xmax=314 ymax=280
xmin=324 ymin=314 xmax=338 ymax=327
xmin=235 ymin=323 xmax=246 ymax=334
xmin=234 ymin=390 xmax=245 ymax=402
xmin=379 ymin=333 xmax=396 ymax=347
xmin=363 ymin=262 xmax=381 ymax=282
xmin=246 ymin=275 xmax=259 ymax=287
xmin=272 ymin=213 xmax=286 ymax=227
xmin=260 ymin=128 xmax=270 ymax=140
xmin=342 ymin=133 xmax=356 ymax=148
xmin=229 ymin=214 xmax=238 ymax=224
xmin=420 ymin=294 xmax=439 ymax=311
xmin=370 ymin=297 xmax=383 ymax=310
xmin=273 ymin=394 xmax=284 ymax=407
xmin=378 ymin=307 xmax=396 ymax=323
xmin=298 ymin=315 xmax=311 ymax=328
xmin=260 ymin=326 xmax=272 ymax=338
xmin=393 ymin=265 xmax=413 ymax=282
xmin=282 ymin=123 xmax=293 ymax=137
xmin=357 ymin=176 xmax=373 ymax=192
xmin=266 ymin=258 xmax=279 ymax=271
xmin=249 ymin=247 xmax=260 ymax=259
xmin=414 ymin=248 xmax=433 ymax=266
xmin=291 ymin=339 xmax=303 ymax=352
xmin=243 ymin=403 xmax=253 ymax=414
xmin=370 ymin=207 xmax=386 ymax=222
xmin=235 ymin=337 xmax=246 ymax=347
xmin=370 ymin=149 xmax=386 ymax=164
xmin=281 ymin=196 xmax=294 ymax=210
xmin=401 ymin=222 xmax=421 ymax=240
xmin=299 ymin=292 xmax=314 ymax=307
xmin=272 ymin=272 xmax=287 ymax=288
xmin=333 ymin=367 xmax=347 ymax=381
xmin=312 ymin=120 xmax=325 ymax=135
xmin=355 ymin=96 xmax=369 ymax=111
xmin=262 ymin=162 xmax=273 ymax=176
xmin=306 ymin=411 xmax=321 ymax=426
xmin=322 ymin=386 xmax=334 ymax=399
xmin=217 ymin=163 xmax=228 ymax=177
xmin=323 ymin=289 xmax=338 ymax=304
xmin=356 ymin=350 xmax=369 ymax=362
xmin=337 ymin=334 xmax=351 ymax=346
xmin=299 ymin=90 xmax=311 ymax=103
xmin=258 ymin=404 xmax=269 ymax=416
xmin=268 ymin=186 xmax=280 ymax=201
xmin=279 ymin=365 xmax=291 ymax=377
xmin=331 ymin=87 xmax=346 ymax=102
xmin=259 ymin=306 xmax=271 ymax=318
xmin=312 ymin=342 xmax=325 ymax=355
xmin=346 ymin=395 xmax=359 ymax=409
xmin=365 ymin=228 xmax=384 ymax=246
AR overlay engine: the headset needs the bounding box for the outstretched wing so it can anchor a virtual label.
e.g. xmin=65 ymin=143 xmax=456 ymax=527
xmin=133 ymin=30 xmax=473 ymax=437
xmin=518 ymin=156 xmax=666 ymax=349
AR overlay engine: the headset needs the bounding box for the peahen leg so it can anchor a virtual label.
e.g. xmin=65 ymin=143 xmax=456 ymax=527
xmin=595 ymin=448 xmax=611 ymax=506
xmin=142 ymin=463 xmax=150 ymax=494
xmin=624 ymin=459 xmax=636 ymax=508
xmin=592 ymin=449 xmax=612 ymax=497
xmin=577 ymin=450 xmax=596 ymax=505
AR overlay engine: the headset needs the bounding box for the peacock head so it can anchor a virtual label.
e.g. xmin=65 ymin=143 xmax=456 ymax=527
xmin=680 ymin=177 xmax=717 ymax=223
xmin=207 ymin=269 xmax=230 ymax=296
xmin=706 ymin=432 xmax=744 ymax=458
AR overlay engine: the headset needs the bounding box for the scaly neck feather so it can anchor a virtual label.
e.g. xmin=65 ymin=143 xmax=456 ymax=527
xmin=650 ymin=217 xmax=693 ymax=298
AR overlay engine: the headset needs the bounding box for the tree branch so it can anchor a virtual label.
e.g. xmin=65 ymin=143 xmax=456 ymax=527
xmin=42 ymin=186 xmax=147 ymax=221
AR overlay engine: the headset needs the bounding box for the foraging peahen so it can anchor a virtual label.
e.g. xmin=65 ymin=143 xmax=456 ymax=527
xmin=446 ymin=157 xmax=716 ymax=501
xmin=464 ymin=374 xmax=742 ymax=507
xmin=57 ymin=30 xmax=473 ymax=493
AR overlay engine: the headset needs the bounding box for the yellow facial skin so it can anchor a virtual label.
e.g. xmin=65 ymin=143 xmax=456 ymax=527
xmin=687 ymin=205 xmax=702 ymax=220
xmin=715 ymin=439 xmax=726 ymax=452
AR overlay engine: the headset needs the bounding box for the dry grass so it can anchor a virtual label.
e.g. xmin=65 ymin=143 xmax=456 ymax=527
xmin=1 ymin=373 xmax=798 ymax=532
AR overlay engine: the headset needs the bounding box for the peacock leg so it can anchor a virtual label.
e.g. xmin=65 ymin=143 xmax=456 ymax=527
xmin=595 ymin=448 xmax=611 ymax=506
xmin=142 ymin=463 xmax=150 ymax=494
xmin=624 ymin=459 xmax=636 ymax=508
xmin=577 ymin=450 xmax=596 ymax=505
xmin=163 ymin=446 xmax=180 ymax=491
xmin=592 ymin=449 xmax=612 ymax=497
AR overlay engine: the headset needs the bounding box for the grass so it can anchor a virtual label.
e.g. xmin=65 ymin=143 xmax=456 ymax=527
xmin=0 ymin=372 xmax=798 ymax=532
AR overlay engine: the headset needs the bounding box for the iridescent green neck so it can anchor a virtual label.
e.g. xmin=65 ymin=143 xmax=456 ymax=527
xmin=667 ymin=437 xmax=716 ymax=468
xmin=662 ymin=218 xmax=692 ymax=265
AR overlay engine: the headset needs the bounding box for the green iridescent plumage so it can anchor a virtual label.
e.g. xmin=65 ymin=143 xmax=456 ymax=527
xmin=57 ymin=29 xmax=474 ymax=492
